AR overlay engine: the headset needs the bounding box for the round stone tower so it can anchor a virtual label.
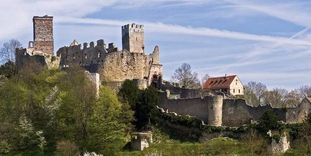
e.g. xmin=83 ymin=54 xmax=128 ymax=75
xmin=207 ymin=95 xmax=223 ymax=127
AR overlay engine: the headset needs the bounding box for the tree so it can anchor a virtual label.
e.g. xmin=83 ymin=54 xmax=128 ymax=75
xmin=0 ymin=67 xmax=64 ymax=154
xmin=284 ymin=90 xmax=301 ymax=107
xmin=172 ymin=63 xmax=200 ymax=89
xmin=118 ymin=79 xmax=140 ymax=109
xmin=263 ymin=88 xmax=288 ymax=107
xmin=87 ymin=86 xmax=133 ymax=155
xmin=135 ymin=86 xmax=159 ymax=130
xmin=55 ymin=67 xmax=96 ymax=153
xmin=0 ymin=39 xmax=22 ymax=63
xmin=0 ymin=61 xmax=16 ymax=78
xmin=201 ymin=73 xmax=210 ymax=86
xmin=292 ymin=114 xmax=311 ymax=154
xmin=244 ymin=82 xmax=267 ymax=106
xmin=118 ymin=80 xmax=159 ymax=130
xmin=297 ymin=86 xmax=311 ymax=98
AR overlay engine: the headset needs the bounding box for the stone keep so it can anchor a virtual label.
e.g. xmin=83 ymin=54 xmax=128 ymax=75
xmin=122 ymin=23 xmax=144 ymax=53
xmin=32 ymin=15 xmax=54 ymax=55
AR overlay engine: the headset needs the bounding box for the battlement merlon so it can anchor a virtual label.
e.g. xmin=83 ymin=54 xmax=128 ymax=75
xmin=122 ymin=23 xmax=144 ymax=34
xmin=33 ymin=15 xmax=53 ymax=20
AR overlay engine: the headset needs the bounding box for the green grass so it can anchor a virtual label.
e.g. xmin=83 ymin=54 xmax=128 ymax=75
xmin=119 ymin=137 xmax=254 ymax=156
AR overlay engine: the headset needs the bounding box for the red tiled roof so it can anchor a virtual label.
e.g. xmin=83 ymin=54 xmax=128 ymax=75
xmin=203 ymin=75 xmax=237 ymax=90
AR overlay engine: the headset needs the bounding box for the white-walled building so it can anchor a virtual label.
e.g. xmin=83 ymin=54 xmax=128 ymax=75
xmin=203 ymin=75 xmax=244 ymax=96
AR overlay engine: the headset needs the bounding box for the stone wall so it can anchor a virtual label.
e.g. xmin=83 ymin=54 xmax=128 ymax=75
xmin=160 ymin=94 xmax=210 ymax=121
xmin=159 ymin=93 xmax=290 ymax=127
xmin=57 ymin=39 xmax=162 ymax=89
xmin=16 ymin=48 xmax=60 ymax=70
xmin=222 ymin=99 xmax=286 ymax=126
xmin=100 ymin=51 xmax=148 ymax=82
xmin=269 ymin=135 xmax=290 ymax=154
xmin=160 ymin=82 xmax=202 ymax=99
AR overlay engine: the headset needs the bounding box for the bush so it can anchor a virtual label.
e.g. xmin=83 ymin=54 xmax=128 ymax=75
xmin=56 ymin=140 xmax=80 ymax=156
xmin=257 ymin=110 xmax=279 ymax=133
xmin=0 ymin=140 xmax=11 ymax=154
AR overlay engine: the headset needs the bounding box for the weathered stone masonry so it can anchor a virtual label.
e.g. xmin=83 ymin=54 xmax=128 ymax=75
xmin=16 ymin=16 xmax=162 ymax=90
xmin=159 ymin=91 xmax=309 ymax=127
xmin=32 ymin=15 xmax=54 ymax=55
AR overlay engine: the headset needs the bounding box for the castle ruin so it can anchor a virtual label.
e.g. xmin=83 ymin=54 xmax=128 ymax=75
xmin=15 ymin=15 xmax=311 ymax=127
xmin=16 ymin=16 xmax=162 ymax=90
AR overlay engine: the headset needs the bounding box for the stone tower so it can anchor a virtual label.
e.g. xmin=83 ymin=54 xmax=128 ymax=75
xmin=207 ymin=95 xmax=223 ymax=127
xmin=122 ymin=23 xmax=144 ymax=53
xmin=32 ymin=15 xmax=54 ymax=55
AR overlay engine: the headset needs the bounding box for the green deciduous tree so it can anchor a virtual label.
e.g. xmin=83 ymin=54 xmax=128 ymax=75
xmin=118 ymin=80 xmax=160 ymax=130
xmin=136 ymin=86 xmax=159 ymax=130
xmin=0 ymin=67 xmax=64 ymax=154
xmin=118 ymin=79 xmax=140 ymax=109
xmin=55 ymin=67 xmax=96 ymax=153
xmin=87 ymin=86 xmax=133 ymax=155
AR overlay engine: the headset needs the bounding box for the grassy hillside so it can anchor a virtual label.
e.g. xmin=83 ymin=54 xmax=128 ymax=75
xmin=119 ymin=137 xmax=261 ymax=156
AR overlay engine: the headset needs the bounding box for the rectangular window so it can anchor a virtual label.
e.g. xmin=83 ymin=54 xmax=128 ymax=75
xmin=233 ymin=89 xmax=235 ymax=93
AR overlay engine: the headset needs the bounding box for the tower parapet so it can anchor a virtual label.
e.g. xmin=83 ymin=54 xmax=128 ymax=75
xmin=122 ymin=23 xmax=145 ymax=53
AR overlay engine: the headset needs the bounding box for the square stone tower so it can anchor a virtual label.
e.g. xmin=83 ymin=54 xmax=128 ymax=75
xmin=33 ymin=15 xmax=54 ymax=55
xmin=122 ymin=23 xmax=144 ymax=53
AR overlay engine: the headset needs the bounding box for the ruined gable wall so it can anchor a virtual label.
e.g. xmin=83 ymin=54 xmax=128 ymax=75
xmin=16 ymin=48 xmax=47 ymax=70
xmin=57 ymin=41 xmax=106 ymax=69
xmin=16 ymin=48 xmax=60 ymax=70
xmin=99 ymin=51 xmax=149 ymax=82
xmin=57 ymin=40 xmax=152 ymax=83
xmin=286 ymin=99 xmax=311 ymax=123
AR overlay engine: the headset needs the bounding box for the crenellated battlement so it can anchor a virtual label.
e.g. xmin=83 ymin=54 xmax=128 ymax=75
xmin=69 ymin=39 xmax=107 ymax=50
xmin=122 ymin=23 xmax=144 ymax=34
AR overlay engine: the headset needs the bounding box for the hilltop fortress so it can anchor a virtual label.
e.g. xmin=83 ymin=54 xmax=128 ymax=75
xmin=16 ymin=15 xmax=162 ymax=89
xmin=16 ymin=15 xmax=311 ymax=127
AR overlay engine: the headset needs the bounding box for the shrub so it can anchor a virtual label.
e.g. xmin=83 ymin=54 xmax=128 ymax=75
xmin=56 ymin=140 xmax=80 ymax=156
xmin=0 ymin=140 xmax=11 ymax=154
xmin=257 ymin=110 xmax=279 ymax=134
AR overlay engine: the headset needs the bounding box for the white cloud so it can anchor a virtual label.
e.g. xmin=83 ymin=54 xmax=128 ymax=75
xmin=1 ymin=0 xmax=311 ymax=89
xmin=225 ymin=0 xmax=311 ymax=27
xmin=57 ymin=17 xmax=311 ymax=46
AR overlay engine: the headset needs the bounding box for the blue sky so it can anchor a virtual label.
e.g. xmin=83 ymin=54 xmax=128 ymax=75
xmin=1 ymin=0 xmax=311 ymax=89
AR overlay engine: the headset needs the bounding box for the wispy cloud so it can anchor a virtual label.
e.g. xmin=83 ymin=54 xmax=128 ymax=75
xmin=1 ymin=0 xmax=311 ymax=89
xmin=57 ymin=16 xmax=311 ymax=46
xmin=226 ymin=0 xmax=311 ymax=27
